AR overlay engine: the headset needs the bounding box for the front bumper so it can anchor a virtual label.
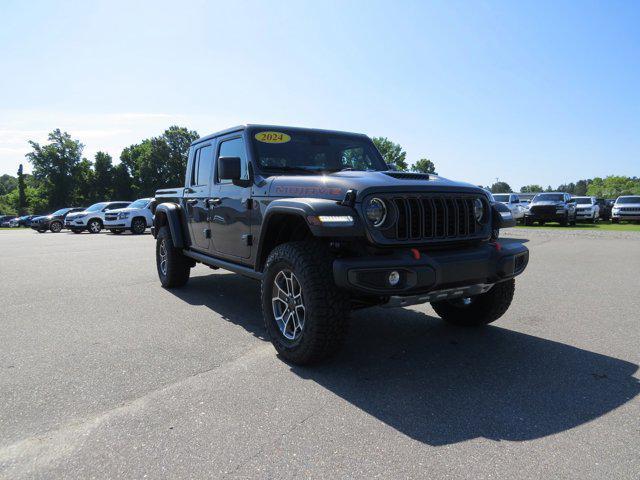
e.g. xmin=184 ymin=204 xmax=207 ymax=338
xmin=576 ymin=210 xmax=596 ymax=219
xmin=525 ymin=211 xmax=566 ymax=221
xmin=333 ymin=241 xmax=528 ymax=296
xmin=104 ymin=221 xmax=127 ymax=228
xmin=612 ymin=213 xmax=640 ymax=221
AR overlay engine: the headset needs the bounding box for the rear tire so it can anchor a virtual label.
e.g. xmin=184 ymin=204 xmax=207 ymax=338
xmin=261 ymin=241 xmax=350 ymax=365
xmin=156 ymin=226 xmax=191 ymax=288
xmin=50 ymin=221 xmax=62 ymax=233
xmin=432 ymin=279 xmax=515 ymax=327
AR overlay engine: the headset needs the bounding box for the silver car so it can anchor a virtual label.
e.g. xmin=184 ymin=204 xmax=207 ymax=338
xmin=492 ymin=193 xmax=526 ymax=221
xmin=611 ymin=195 xmax=640 ymax=223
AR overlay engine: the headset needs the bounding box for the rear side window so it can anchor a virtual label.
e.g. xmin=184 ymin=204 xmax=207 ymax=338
xmin=192 ymin=145 xmax=214 ymax=186
xmin=217 ymin=137 xmax=248 ymax=184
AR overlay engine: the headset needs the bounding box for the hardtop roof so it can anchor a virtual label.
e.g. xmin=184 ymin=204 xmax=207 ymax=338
xmin=191 ymin=124 xmax=368 ymax=147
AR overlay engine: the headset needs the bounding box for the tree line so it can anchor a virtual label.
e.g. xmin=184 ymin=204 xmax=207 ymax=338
xmin=1 ymin=131 xmax=637 ymax=215
xmin=0 ymin=126 xmax=198 ymax=215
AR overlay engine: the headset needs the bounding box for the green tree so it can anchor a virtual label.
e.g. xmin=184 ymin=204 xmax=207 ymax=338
xmin=412 ymin=158 xmax=437 ymax=174
xmin=574 ymin=179 xmax=589 ymax=195
xmin=112 ymin=163 xmax=134 ymax=200
xmin=17 ymin=164 xmax=27 ymax=214
xmin=121 ymin=126 xmax=199 ymax=197
xmin=93 ymin=151 xmax=114 ymax=200
xmin=74 ymin=158 xmax=95 ymax=205
xmin=490 ymin=181 xmax=512 ymax=193
xmin=587 ymin=176 xmax=640 ymax=198
xmin=26 ymin=129 xmax=84 ymax=209
xmin=372 ymin=137 xmax=408 ymax=171
xmin=520 ymin=184 xmax=544 ymax=193
xmin=0 ymin=174 xmax=18 ymax=195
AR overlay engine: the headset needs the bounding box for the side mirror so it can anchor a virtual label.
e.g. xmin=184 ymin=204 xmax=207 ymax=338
xmin=386 ymin=163 xmax=398 ymax=171
xmin=218 ymin=157 xmax=242 ymax=181
xmin=492 ymin=202 xmax=516 ymax=228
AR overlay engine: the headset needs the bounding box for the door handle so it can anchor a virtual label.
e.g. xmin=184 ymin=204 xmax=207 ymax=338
xmin=207 ymin=198 xmax=222 ymax=208
xmin=186 ymin=199 xmax=198 ymax=205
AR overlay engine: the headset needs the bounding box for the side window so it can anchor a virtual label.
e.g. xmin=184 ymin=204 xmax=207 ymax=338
xmin=217 ymin=137 xmax=248 ymax=184
xmin=192 ymin=145 xmax=213 ymax=186
xmin=512 ymin=195 xmax=519 ymax=203
xmin=190 ymin=149 xmax=200 ymax=186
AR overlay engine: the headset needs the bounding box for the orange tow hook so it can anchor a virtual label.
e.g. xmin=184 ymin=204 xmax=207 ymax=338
xmin=411 ymin=248 xmax=421 ymax=260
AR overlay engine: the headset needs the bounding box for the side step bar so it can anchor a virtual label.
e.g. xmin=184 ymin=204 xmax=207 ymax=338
xmin=182 ymin=250 xmax=263 ymax=280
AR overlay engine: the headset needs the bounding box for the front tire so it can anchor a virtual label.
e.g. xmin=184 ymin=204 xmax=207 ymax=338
xmin=50 ymin=221 xmax=63 ymax=233
xmin=87 ymin=219 xmax=102 ymax=234
xmin=131 ymin=218 xmax=146 ymax=234
xmin=156 ymin=226 xmax=191 ymax=288
xmin=261 ymin=241 xmax=350 ymax=365
xmin=431 ymin=279 xmax=515 ymax=327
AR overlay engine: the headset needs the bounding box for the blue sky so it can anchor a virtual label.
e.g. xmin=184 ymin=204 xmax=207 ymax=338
xmin=0 ymin=0 xmax=638 ymax=190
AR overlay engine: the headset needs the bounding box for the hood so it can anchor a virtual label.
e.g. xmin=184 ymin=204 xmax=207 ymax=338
xmin=530 ymin=200 xmax=564 ymax=207
xmin=65 ymin=211 xmax=88 ymax=219
xmin=614 ymin=202 xmax=640 ymax=208
xmin=106 ymin=207 xmax=137 ymax=214
xmin=265 ymin=171 xmax=486 ymax=202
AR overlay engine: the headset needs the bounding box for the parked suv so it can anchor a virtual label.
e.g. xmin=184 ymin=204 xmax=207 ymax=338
xmin=152 ymin=125 xmax=528 ymax=365
xmin=524 ymin=192 xmax=576 ymax=226
xmin=30 ymin=208 xmax=85 ymax=233
xmin=611 ymin=196 xmax=640 ymax=223
xmin=104 ymin=197 xmax=156 ymax=234
xmin=65 ymin=201 xmax=131 ymax=233
xmin=572 ymin=196 xmax=600 ymax=223
xmin=492 ymin=193 xmax=525 ymax=222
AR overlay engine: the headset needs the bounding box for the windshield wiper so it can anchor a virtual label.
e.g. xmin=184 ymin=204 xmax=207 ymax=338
xmin=262 ymin=166 xmax=323 ymax=174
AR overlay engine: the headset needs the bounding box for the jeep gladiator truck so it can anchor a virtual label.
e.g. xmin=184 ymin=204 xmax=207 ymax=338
xmin=153 ymin=125 xmax=529 ymax=364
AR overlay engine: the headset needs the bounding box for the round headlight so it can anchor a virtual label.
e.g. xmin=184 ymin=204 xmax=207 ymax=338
xmin=474 ymin=198 xmax=485 ymax=223
xmin=365 ymin=198 xmax=387 ymax=227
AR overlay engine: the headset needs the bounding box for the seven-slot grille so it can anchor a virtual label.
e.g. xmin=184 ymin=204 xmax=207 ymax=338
xmin=382 ymin=195 xmax=485 ymax=241
xmin=619 ymin=207 xmax=640 ymax=212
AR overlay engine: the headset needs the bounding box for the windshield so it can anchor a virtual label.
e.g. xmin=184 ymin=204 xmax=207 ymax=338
xmin=493 ymin=194 xmax=510 ymax=202
xmin=86 ymin=202 xmax=107 ymax=212
xmin=51 ymin=208 xmax=72 ymax=216
xmin=616 ymin=196 xmax=640 ymax=204
xmin=573 ymin=197 xmax=592 ymax=205
xmin=127 ymin=199 xmax=150 ymax=209
xmin=251 ymin=129 xmax=387 ymax=173
xmin=533 ymin=193 xmax=564 ymax=202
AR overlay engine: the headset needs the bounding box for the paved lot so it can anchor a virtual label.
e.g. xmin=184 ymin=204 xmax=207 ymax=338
xmin=1 ymin=228 xmax=639 ymax=479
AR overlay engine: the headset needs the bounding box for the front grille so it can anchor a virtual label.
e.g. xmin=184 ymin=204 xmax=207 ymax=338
xmin=529 ymin=205 xmax=557 ymax=215
xmin=382 ymin=195 xmax=485 ymax=242
xmin=620 ymin=207 xmax=640 ymax=212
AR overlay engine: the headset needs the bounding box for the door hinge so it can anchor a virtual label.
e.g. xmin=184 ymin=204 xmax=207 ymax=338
xmin=242 ymin=198 xmax=254 ymax=209
xmin=242 ymin=234 xmax=253 ymax=246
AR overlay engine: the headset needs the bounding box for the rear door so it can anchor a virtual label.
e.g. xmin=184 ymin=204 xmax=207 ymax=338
xmin=184 ymin=143 xmax=215 ymax=251
xmin=209 ymin=135 xmax=252 ymax=259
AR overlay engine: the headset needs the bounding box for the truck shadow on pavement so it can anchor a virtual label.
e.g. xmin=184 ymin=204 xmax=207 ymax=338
xmin=171 ymin=272 xmax=639 ymax=446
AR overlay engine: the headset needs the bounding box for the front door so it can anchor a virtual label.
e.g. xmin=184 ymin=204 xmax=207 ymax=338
xmin=184 ymin=144 xmax=214 ymax=251
xmin=210 ymin=136 xmax=252 ymax=259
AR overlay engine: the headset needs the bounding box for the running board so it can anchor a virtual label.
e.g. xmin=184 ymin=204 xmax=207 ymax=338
xmin=182 ymin=250 xmax=263 ymax=280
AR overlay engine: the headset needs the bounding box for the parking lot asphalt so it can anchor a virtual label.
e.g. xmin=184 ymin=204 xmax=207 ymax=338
xmin=0 ymin=228 xmax=639 ymax=479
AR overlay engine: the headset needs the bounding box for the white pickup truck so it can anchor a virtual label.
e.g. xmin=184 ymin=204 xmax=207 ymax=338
xmin=104 ymin=197 xmax=155 ymax=234
xmin=492 ymin=193 xmax=526 ymax=222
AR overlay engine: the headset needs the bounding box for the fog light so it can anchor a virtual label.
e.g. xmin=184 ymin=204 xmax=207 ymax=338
xmin=388 ymin=271 xmax=400 ymax=286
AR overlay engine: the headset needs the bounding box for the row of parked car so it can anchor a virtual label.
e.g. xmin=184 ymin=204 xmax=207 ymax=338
xmin=1 ymin=198 xmax=156 ymax=234
xmin=492 ymin=193 xmax=639 ymax=226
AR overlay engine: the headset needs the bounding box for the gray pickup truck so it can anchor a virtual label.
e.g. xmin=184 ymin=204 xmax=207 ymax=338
xmin=152 ymin=125 xmax=528 ymax=364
